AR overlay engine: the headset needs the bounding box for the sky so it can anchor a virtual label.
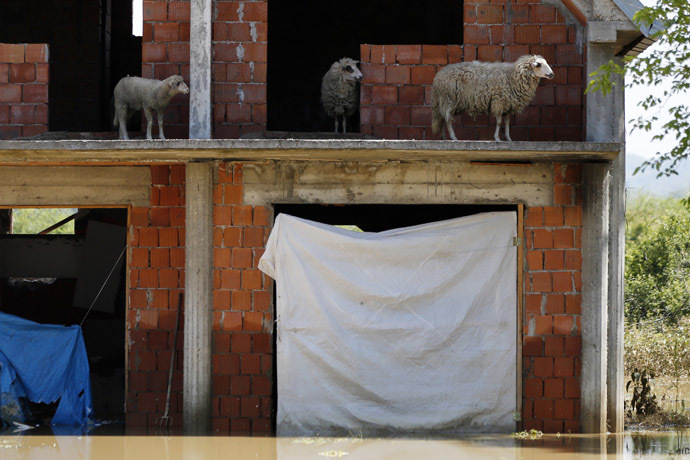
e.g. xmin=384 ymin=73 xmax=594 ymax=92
xmin=624 ymin=1 xmax=690 ymax=197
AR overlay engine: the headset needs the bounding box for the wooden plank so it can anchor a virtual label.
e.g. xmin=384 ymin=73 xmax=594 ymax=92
xmin=517 ymin=204 xmax=524 ymax=430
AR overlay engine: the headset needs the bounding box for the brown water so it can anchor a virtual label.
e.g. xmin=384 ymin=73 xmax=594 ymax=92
xmin=2 ymin=431 xmax=690 ymax=459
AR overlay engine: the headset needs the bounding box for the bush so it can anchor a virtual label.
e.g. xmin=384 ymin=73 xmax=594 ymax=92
xmin=625 ymin=198 xmax=690 ymax=324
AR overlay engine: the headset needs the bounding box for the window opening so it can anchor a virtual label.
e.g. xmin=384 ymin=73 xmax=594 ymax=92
xmin=268 ymin=1 xmax=464 ymax=133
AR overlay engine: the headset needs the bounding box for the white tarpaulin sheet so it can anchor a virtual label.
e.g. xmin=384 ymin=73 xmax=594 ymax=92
xmin=258 ymin=212 xmax=517 ymax=436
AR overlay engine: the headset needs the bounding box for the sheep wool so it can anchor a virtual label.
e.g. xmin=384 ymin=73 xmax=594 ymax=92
xmin=113 ymin=75 xmax=189 ymax=140
xmin=320 ymin=57 xmax=363 ymax=134
xmin=431 ymin=54 xmax=554 ymax=141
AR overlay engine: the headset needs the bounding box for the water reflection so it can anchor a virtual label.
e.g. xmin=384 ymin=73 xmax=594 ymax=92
xmin=1 ymin=431 xmax=690 ymax=459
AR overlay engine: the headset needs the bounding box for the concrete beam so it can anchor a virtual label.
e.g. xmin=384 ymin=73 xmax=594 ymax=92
xmin=189 ymin=0 xmax=212 ymax=139
xmin=581 ymin=163 xmax=610 ymax=433
xmin=183 ymin=162 xmax=214 ymax=435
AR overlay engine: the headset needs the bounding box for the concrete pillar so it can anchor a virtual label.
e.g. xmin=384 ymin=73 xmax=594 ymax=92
xmin=189 ymin=0 xmax=212 ymax=139
xmin=184 ymin=162 xmax=214 ymax=434
xmin=587 ymin=42 xmax=626 ymax=433
xmin=581 ymin=163 xmax=611 ymax=433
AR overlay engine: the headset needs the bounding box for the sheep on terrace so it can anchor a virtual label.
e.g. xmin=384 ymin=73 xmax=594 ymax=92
xmin=431 ymin=54 xmax=554 ymax=141
xmin=113 ymin=75 xmax=189 ymax=140
xmin=320 ymin=57 xmax=363 ymax=134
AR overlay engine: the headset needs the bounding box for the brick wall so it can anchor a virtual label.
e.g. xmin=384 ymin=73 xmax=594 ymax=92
xmin=142 ymin=1 xmax=191 ymax=139
xmin=0 ymin=43 xmax=49 ymax=140
xmin=360 ymin=0 xmax=585 ymax=140
xmin=522 ymin=163 xmax=582 ymax=433
xmin=211 ymin=162 xmax=273 ymax=434
xmin=212 ymin=1 xmax=268 ymax=138
xmin=127 ymin=164 xmax=187 ymax=428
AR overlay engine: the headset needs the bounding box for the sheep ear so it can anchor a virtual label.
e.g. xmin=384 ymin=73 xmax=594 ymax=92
xmin=169 ymin=80 xmax=176 ymax=88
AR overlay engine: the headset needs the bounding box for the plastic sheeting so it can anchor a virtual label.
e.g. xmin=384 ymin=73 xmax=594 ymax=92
xmin=0 ymin=311 xmax=93 ymax=426
xmin=259 ymin=212 xmax=518 ymax=436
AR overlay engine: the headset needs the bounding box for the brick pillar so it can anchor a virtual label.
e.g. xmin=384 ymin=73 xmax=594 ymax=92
xmin=0 ymin=43 xmax=49 ymax=139
xmin=522 ymin=163 xmax=583 ymax=433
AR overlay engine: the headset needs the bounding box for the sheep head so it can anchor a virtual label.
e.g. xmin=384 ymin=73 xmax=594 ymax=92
xmin=165 ymin=75 xmax=190 ymax=95
xmin=335 ymin=58 xmax=363 ymax=83
xmin=527 ymin=55 xmax=554 ymax=80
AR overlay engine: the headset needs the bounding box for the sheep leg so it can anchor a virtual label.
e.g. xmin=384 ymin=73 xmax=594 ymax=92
xmin=493 ymin=115 xmax=503 ymax=142
xmin=334 ymin=118 xmax=340 ymax=134
xmin=445 ymin=118 xmax=458 ymax=141
xmin=157 ymin=111 xmax=166 ymax=140
xmin=117 ymin=110 xmax=130 ymax=140
xmin=503 ymin=115 xmax=512 ymax=142
xmin=342 ymin=117 xmax=347 ymax=134
xmin=143 ymin=107 xmax=154 ymax=140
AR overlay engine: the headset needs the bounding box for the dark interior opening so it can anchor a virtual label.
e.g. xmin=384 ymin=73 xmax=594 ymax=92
xmin=0 ymin=208 xmax=128 ymax=425
xmin=267 ymin=0 xmax=464 ymax=133
xmin=269 ymin=203 xmax=515 ymax=431
xmin=0 ymin=0 xmax=142 ymax=133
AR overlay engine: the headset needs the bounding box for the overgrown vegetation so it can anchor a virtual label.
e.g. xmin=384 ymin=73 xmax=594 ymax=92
xmin=625 ymin=194 xmax=690 ymax=427
xmin=10 ymin=208 xmax=75 ymax=235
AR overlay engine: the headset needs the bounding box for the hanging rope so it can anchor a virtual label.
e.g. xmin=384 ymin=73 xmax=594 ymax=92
xmin=79 ymin=246 xmax=127 ymax=327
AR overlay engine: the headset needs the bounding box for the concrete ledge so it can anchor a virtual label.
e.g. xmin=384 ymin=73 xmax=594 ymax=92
xmin=0 ymin=139 xmax=620 ymax=164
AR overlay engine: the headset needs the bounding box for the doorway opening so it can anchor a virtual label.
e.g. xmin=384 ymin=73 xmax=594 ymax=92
xmin=0 ymin=207 xmax=128 ymax=424
xmin=269 ymin=203 xmax=517 ymax=432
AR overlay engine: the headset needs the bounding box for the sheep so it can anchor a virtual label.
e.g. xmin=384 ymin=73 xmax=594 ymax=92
xmin=320 ymin=57 xmax=363 ymax=134
xmin=113 ymin=75 xmax=189 ymax=140
xmin=431 ymin=54 xmax=554 ymax=142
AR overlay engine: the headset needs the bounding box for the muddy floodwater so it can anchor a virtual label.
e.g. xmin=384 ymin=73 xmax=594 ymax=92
xmin=2 ymin=431 xmax=690 ymax=459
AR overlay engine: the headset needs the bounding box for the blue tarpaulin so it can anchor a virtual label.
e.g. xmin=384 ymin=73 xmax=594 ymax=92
xmin=0 ymin=311 xmax=93 ymax=426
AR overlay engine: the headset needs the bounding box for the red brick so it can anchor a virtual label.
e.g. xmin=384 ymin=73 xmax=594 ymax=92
xmin=543 ymin=207 xmax=563 ymax=226
xmin=240 ymin=396 xmax=261 ymax=418
xmin=143 ymin=43 xmax=167 ymax=63
xmin=525 ymin=378 xmax=543 ymax=398
xmin=544 ymin=336 xmax=564 ymax=357
xmin=222 ymin=311 xmax=242 ymax=331
xmin=154 ymin=23 xmax=180 ymax=42
xmin=554 ymin=398 xmax=574 ymax=419
xmin=477 ymin=45 xmax=503 ymax=62
xmin=214 ymin=248 xmax=232 ymax=268
xmin=564 ymin=377 xmax=580 ymax=398
xmin=384 ymin=106 xmax=411 ymax=125
xmin=565 ymin=250 xmax=581 ymax=270
xmin=531 ymin=272 xmax=552 ymax=293
xmin=521 ymin=334 xmax=542 ymax=359
xmin=396 ymin=45 xmax=421 ymax=64
xmin=544 ymin=250 xmax=564 ymax=270
xmin=232 ymin=248 xmax=253 ymax=268
xmin=564 ymin=207 xmax=582 ymax=226
xmin=231 ymin=334 xmax=252 ymax=354
xmin=532 ymin=229 xmax=553 ymax=249
xmin=243 ymin=43 xmax=267 ymax=63
xmin=464 ymin=25 xmax=490 ymax=44
xmin=232 ymin=206 xmax=252 ymax=225
xmin=159 ymin=227 xmax=179 ymax=246
xmin=554 ymin=357 xmax=574 ymax=378
xmin=243 ymin=312 xmax=263 ymax=332
xmin=526 ymin=250 xmax=543 ymax=271
xmin=533 ymin=398 xmax=553 ymax=418
xmin=150 ymin=248 xmax=170 ymax=267
xmin=534 ymin=315 xmax=553 ymax=335
xmin=221 ymin=269 xmax=241 ymax=289
xmin=530 ymin=4 xmax=557 ymax=23
xmin=159 ymin=187 xmax=182 ymax=206
xmin=525 ymin=294 xmax=542 ymax=314
xmin=223 ymin=227 xmax=242 ymax=247
xmin=543 ymin=418 xmax=563 ymax=434
xmin=544 ymin=378 xmax=564 ymax=398
xmin=370 ymin=45 xmax=396 ymax=64
xmin=552 ymin=272 xmax=572 ymax=293
xmin=477 ymin=4 xmax=503 ymax=23
xmin=422 ymin=45 xmax=447 ymax=65
xmin=252 ymin=376 xmax=272 ymax=396
xmin=240 ymin=354 xmax=261 ymax=376
xmin=565 ymin=336 xmax=581 ymax=357
xmin=545 ymin=294 xmax=564 ymax=314
xmin=231 ymin=290 xmax=252 ymax=311
xmin=514 ymin=25 xmax=541 ymax=44
xmin=170 ymin=248 xmax=185 ymax=267
xmin=399 ymin=86 xmax=425 ymax=106
xmin=252 ymin=333 xmax=272 ymax=354
xmin=253 ymin=290 xmax=271 ymax=312
xmin=553 ymin=316 xmax=573 ymax=336
xmin=565 ymin=294 xmax=581 ymax=314
xmin=525 ymin=207 xmax=543 ymax=227
xmin=131 ymin=248 xmax=149 ymax=267
xmin=0 ymin=44 xmax=25 ymax=63
xmin=139 ymin=269 xmax=159 ymax=288
xmin=9 ymin=105 xmax=35 ymax=124
xmin=22 ymin=84 xmax=48 ymax=103
xmin=410 ymin=66 xmax=436 ymax=85
xmin=553 ymin=228 xmax=574 ymax=249
xmin=372 ymin=86 xmax=398 ymax=105
xmin=214 ymin=207 xmax=233 ymax=226
xmin=241 ymin=270 xmax=263 ymax=290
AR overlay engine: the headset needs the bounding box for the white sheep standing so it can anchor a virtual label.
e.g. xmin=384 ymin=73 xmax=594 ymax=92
xmin=431 ymin=54 xmax=554 ymax=141
xmin=113 ymin=75 xmax=189 ymax=140
xmin=320 ymin=57 xmax=363 ymax=134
